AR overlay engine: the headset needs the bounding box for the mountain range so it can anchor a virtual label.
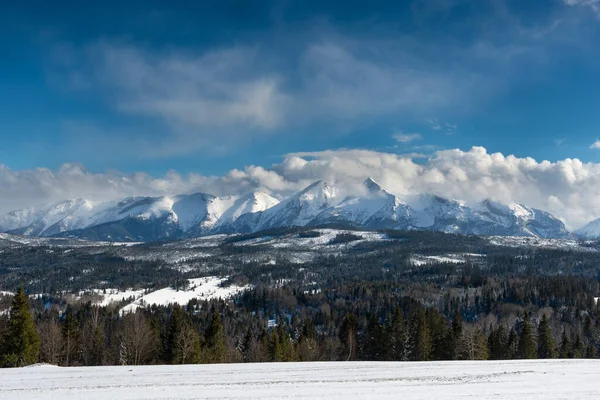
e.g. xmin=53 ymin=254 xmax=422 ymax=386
xmin=1 ymin=178 xmax=594 ymax=242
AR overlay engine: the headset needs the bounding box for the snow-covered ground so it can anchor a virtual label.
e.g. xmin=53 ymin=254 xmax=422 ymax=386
xmin=121 ymin=276 xmax=248 ymax=313
xmin=231 ymin=229 xmax=389 ymax=249
xmin=2 ymin=360 xmax=599 ymax=399
xmin=81 ymin=288 xmax=146 ymax=307
xmin=410 ymin=253 xmax=484 ymax=266
xmin=488 ymin=235 xmax=593 ymax=251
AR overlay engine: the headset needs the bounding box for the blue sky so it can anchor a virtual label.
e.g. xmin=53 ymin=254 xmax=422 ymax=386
xmin=2 ymin=0 xmax=600 ymax=176
xmin=7 ymin=1 xmax=600 ymax=228
xmin=0 ymin=0 xmax=600 ymax=174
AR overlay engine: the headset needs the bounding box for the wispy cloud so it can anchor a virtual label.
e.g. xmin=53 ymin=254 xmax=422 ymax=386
xmin=47 ymin=5 xmax=590 ymax=159
xmin=563 ymin=0 xmax=600 ymax=17
xmin=392 ymin=132 xmax=422 ymax=143
xmin=590 ymin=139 xmax=600 ymax=149
xmin=445 ymin=122 xmax=458 ymax=135
xmin=427 ymin=118 xmax=442 ymax=130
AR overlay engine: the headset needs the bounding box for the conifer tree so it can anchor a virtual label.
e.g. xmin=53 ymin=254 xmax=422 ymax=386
xmin=204 ymin=308 xmax=226 ymax=363
xmin=412 ymin=309 xmax=432 ymax=361
xmin=450 ymin=307 xmax=463 ymax=360
xmin=165 ymin=306 xmax=185 ymax=363
xmin=559 ymin=329 xmax=572 ymax=359
xmin=488 ymin=325 xmax=509 ymax=360
xmin=507 ymin=328 xmax=519 ymax=359
xmin=339 ymin=313 xmax=358 ymax=361
xmin=537 ymin=314 xmax=557 ymax=359
xmin=585 ymin=342 xmax=596 ymax=359
xmin=517 ymin=313 xmax=537 ymax=359
xmin=362 ymin=314 xmax=385 ymax=360
xmin=62 ymin=311 xmax=80 ymax=366
xmin=388 ymin=307 xmax=407 ymax=361
xmin=1 ymin=287 xmax=41 ymax=367
xmin=572 ymin=334 xmax=585 ymax=358
xmin=270 ymin=331 xmax=282 ymax=361
xmin=242 ymin=327 xmax=254 ymax=362
xmin=274 ymin=322 xmax=295 ymax=361
xmin=296 ymin=320 xmax=318 ymax=361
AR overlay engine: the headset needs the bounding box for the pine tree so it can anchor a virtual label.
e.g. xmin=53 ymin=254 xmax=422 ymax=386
xmin=242 ymin=327 xmax=254 ymax=362
xmin=362 ymin=314 xmax=385 ymax=360
xmin=296 ymin=320 xmax=318 ymax=361
xmin=274 ymin=322 xmax=295 ymax=362
xmin=559 ymin=329 xmax=572 ymax=359
xmin=507 ymin=328 xmax=519 ymax=359
xmin=165 ymin=306 xmax=185 ymax=364
xmin=572 ymin=334 xmax=585 ymax=358
xmin=62 ymin=311 xmax=80 ymax=366
xmin=517 ymin=313 xmax=537 ymax=359
xmin=537 ymin=314 xmax=557 ymax=359
xmin=270 ymin=331 xmax=283 ymax=361
xmin=585 ymin=342 xmax=597 ymax=359
xmin=412 ymin=309 xmax=432 ymax=361
xmin=450 ymin=307 xmax=463 ymax=360
xmin=388 ymin=307 xmax=407 ymax=361
xmin=339 ymin=313 xmax=358 ymax=361
xmin=204 ymin=308 xmax=226 ymax=363
xmin=1 ymin=287 xmax=41 ymax=367
xmin=488 ymin=325 xmax=509 ymax=360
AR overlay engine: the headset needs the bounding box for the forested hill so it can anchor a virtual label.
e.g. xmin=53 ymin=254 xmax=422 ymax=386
xmin=2 ymin=228 xmax=600 ymax=366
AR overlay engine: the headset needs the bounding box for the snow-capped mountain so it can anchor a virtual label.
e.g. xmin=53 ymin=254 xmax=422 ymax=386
xmin=0 ymin=179 xmax=570 ymax=241
xmin=0 ymin=192 xmax=279 ymax=242
xmin=573 ymin=218 xmax=600 ymax=239
xmin=310 ymin=178 xmax=411 ymax=229
xmin=309 ymin=180 xmax=568 ymax=238
xmin=249 ymin=180 xmax=338 ymax=231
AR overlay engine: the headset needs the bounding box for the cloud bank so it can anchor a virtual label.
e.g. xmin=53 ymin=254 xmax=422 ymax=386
xmin=3 ymin=147 xmax=600 ymax=230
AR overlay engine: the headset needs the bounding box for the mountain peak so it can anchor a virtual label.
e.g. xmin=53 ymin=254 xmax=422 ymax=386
xmin=363 ymin=177 xmax=382 ymax=192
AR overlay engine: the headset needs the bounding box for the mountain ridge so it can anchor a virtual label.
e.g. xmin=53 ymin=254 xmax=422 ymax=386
xmin=0 ymin=178 xmax=574 ymax=242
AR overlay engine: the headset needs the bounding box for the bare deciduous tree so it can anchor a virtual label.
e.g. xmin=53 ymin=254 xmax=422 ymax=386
xmin=458 ymin=325 xmax=488 ymax=360
xmin=39 ymin=319 xmax=63 ymax=365
xmin=119 ymin=312 xmax=156 ymax=366
xmin=175 ymin=325 xmax=201 ymax=364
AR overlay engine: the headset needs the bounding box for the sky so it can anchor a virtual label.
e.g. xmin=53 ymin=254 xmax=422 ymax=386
xmin=3 ymin=0 xmax=600 ymax=229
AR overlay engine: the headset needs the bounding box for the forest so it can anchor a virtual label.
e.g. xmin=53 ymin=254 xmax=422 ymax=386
xmin=2 ymin=229 xmax=600 ymax=367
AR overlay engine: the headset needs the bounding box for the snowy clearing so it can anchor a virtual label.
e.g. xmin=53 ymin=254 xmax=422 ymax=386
xmin=410 ymin=253 xmax=484 ymax=266
xmin=121 ymin=276 xmax=248 ymax=313
xmin=82 ymin=288 xmax=146 ymax=307
xmin=488 ymin=235 xmax=593 ymax=251
xmin=1 ymin=360 xmax=599 ymax=399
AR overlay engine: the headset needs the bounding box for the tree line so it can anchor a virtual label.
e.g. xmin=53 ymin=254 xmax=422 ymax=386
xmin=2 ymin=273 xmax=600 ymax=367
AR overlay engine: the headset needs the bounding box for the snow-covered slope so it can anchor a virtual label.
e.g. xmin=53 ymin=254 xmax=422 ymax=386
xmin=214 ymin=192 xmax=280 ymax=233
xmin=1 ymin=192 xmax=278 ymax=241
xmin=121 ymin=276 xmax=248 ymax=313
xmin=0 ymin=199 xmax=99 ymax=236
xmin=251 ymin=181 xmax=338 ymax=231
xmin=311 ymin=178 xmax=411 ymax=229
xmin=574 ymin=218 xmax=600 ymax=239
xmin=467 ymin=200 xmax=568 ymax=238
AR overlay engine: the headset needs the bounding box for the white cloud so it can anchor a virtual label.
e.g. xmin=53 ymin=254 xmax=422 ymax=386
xmin=563 ymin=0 xmax=600 ymax=16
xmin=6 ymin=147 xmax=600 ymax=230
xmin=54 ymin=19 xmax=559 ymax=159
xmin=427 ymin=119 xmax=442 ymax=130
xmin=590 ymin=139 xmax=600 ymax=149
xmin=393 ymin=132 xmax=422 ymax=143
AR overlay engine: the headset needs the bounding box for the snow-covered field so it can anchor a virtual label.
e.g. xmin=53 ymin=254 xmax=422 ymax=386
xmin=121 ymin=277 xmax=248 ymax=313
xmin=2 ymin=360 xmax=599 ymax=399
